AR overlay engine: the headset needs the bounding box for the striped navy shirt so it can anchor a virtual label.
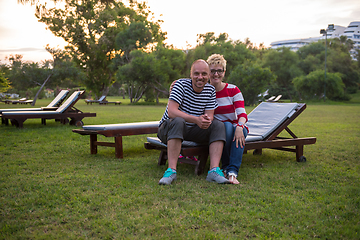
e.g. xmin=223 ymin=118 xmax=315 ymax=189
xmin=159 ymin=78 xmax=218 ymax=126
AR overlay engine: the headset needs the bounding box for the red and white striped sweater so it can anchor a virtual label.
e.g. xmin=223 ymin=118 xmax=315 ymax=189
xmin=214 ymin=83 xmax=248 ymax=129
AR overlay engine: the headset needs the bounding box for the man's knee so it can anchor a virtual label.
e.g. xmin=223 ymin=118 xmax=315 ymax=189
xmin=209 ymin=119 xmax=226 ymax=143
xmin=211 ymin=119 xmax=225 ymax=133
xmin=170 ymin=117 xmax=186 ymax=127
xmin=163 ymin=117 xmax=187 ymax=142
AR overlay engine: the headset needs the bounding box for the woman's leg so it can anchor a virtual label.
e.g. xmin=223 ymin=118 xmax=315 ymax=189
xmin=221 ymin=122 xmax=234 ymax=173
xmin=226 ymin=126 xmax=248 ymax=178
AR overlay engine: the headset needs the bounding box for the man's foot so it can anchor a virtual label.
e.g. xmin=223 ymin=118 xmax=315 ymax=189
xmin=206 ymin=167 xmax=230 ymax=184
xmin=159 ymin=168 xmax=177 ymax=185
xmin=228 ymin=172 xmax=239 ymax=184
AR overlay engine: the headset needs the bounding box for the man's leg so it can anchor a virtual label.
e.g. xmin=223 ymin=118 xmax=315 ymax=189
xmin=209 ymin=140 xmax=224 ymax=169
xmin=167 ymin=138 xmax=182 ymax=170
xmin=206 ymin=140 xmax=229 ymax=184
xmin=158 ymin=117 xmax=186 ymax=185
xmin=186 ymin=119 xmax=229 ymax=184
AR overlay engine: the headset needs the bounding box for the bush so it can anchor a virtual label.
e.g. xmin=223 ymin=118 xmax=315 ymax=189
xmin=228 ymin=62 xmax=275 ymax=106
xmin=293 ymin=70 xmax=348 ymax=101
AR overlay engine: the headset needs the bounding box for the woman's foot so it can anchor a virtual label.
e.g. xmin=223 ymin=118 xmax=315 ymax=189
xmin=228 ymin=173 xmax=239 ymax=184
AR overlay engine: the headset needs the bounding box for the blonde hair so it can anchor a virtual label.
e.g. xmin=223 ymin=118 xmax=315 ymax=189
xmin=207 ymin=54 xmax=226 ymax=71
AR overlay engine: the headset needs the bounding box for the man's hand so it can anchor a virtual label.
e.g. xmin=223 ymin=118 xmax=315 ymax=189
xmin=197 ymin=114 xmax=212 ymax=129
xmin=169 ymin=80 xmax=177 ymax=93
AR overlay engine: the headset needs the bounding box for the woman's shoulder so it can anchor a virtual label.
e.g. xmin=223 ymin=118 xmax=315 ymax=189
xmin=226 ymin=83 xmax=239 ymax=89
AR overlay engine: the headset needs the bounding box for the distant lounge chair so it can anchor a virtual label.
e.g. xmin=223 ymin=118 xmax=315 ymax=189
xmin=266 ymin=96 xmax=276 ymax=102
xmin=3 ymin=98 xmax=33 ymax=105
xmin=85 ymin=95 xmax=121 ymax=105
xmin=0 ymin=91 xmax=96 ymax=128
xmin=267 ymin=95 xmax=282 ymax=102
xmin=85 ymin=95 xmax=106 ymax=105
xmin=0 ymin=90 xmax=69 ymax=115
xmin=145 ymin=102 xmax=316 ymax=175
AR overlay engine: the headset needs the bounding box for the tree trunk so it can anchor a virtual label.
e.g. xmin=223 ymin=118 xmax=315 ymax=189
xmin=156 ymin=91 xmax=160 ymax=104
xmin=102 ymin=86 xmax=109 ymax=97
xmin=31 ymin=74 xmax=52 ymax=106
xmin=134 ymin=89 xmax=145 ymax=103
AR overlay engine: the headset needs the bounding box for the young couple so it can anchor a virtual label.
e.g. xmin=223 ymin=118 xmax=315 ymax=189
xmin=157 ymin=54 xmax=248 ymax=185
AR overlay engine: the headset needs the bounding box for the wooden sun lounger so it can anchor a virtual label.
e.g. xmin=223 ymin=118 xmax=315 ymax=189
xmin=0 ymin=90 xmax=69 ymax=115
xmin=144 ymin=102 xmax=316 ymax=175
xmin=85 ymin=96 xmax=121 ymax=105
xmin=72 ymin=121 xmax=159 ymax=158
xmin=0 ymin=91 xmax=96 ymax=128
xmin=98 ymin=100 xmax=122 ymax=105
xmin=267 ymin=95 xmax=282 ymax=102
xmin=3 ymin=98 xmax=33 ymax=105
xmin=85 ymin=95 xmax=106 ymax=105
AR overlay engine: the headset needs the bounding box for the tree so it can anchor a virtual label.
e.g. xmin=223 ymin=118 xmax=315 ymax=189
xmin=37 ymin=0 xmax=165 ymax=97
xmin=227 ymin=61 xmax=275 ymax=106
xmin=116 ymin=50 xmax=159 ymax=103
xmin=31 ymin=46 xmax=85 ymax=105
xmin=262 ymin=47 xmax=303 ymax=101
xmin=187 ymin=33 xmax=256 ymax=77
xmin=5 ymin=55 xmax=51 ymax=95
xmin=293 ymin=70 xmax=347 ymax=100
xmin=298 ymin=39 xmax=360 ymax=93
xmin=115 ymin=46 xmax=185 ymax=103
xmin=0 ymin=71 xmax=11 ymax=93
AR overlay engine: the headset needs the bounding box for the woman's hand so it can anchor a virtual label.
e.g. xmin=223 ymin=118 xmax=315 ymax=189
xmin=233 ymin=125 xmax=245 ymax=148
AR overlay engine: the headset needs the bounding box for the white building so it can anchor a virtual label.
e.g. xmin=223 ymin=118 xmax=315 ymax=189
xmin=342 ymin=21 xmax=360 ymax=60
xmin=270 ymin=21 xmax=360 ymax=60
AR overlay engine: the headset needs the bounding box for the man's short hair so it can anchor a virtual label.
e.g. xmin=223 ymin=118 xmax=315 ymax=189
xmin=207 ymin=54 xmax=226 ymax=71
xmin=190 ymin=59 xmax=209 ymax=74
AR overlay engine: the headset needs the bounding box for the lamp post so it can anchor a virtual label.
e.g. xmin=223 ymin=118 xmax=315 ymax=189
xmin=320 ymin=24 xmax=334 ymax=101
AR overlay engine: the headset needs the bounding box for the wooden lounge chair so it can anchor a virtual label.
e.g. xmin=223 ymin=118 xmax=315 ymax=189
xmin=144 ymin=102 xmax=316 ymax=175
xmin=0 ymin=91 xmax=96 ymax=128
xmin=0 ymin=90 xmax=69 ymax=115
xmin=1 ymin=90 xmax=69 ymax=125
xmin=72 ymin=121 xmax=159 ymax=158
xmin=85 ymin=95 xmax=121 ymax=105
xmin=98 ymin=100 xmax=122 ymax=105
xmin=3 ymin=98 xmax=33 ymax=105
xmin=85 ymin=95 xmax=106 ymax=105
xmin=265 ymin=96 xmax=276 ymax=102
xmin=267 ymin=95 xmax=282 ymax=102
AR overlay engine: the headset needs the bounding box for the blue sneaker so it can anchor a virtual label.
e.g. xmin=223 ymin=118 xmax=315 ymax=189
xmin=206 ymin=167 xmax=230 ymax=184
xmin=159 ymin=168 xmax=177 ymax=185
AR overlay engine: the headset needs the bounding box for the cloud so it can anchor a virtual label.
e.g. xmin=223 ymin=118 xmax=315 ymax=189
xmin=0 ymin=47 xmax=47 ymax=53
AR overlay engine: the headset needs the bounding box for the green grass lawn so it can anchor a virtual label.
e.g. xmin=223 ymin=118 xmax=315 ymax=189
xmin=0 ymin=96 xmax=359 ymax=239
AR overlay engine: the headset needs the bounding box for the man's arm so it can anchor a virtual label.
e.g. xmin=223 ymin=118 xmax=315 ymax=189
xmin=168 ymin=100 xmax=212 ymax=129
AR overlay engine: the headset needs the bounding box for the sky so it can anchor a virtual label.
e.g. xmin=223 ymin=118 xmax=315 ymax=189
xmin=0 ymin=0 xmax=359 ymax=63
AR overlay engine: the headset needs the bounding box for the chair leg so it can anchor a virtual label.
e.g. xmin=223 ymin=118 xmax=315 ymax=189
xmin=115 ymin=136 xmax=123 ymax=159
xmin=158 ymin=150 xmax=167 ymax=166
xmin=296 ymin=144 xmax=304 ymax=161
xmin=90 ymin=134 xmax=97 ymax=155
xmin=253 ymin=149 xmax=262 ymax=155
xmin=196 ymin=153 xmax=209 ymax=175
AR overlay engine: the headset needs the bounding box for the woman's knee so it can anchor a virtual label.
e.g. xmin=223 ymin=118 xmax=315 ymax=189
xmin=223 ymin=122 xmax=234 ymax=141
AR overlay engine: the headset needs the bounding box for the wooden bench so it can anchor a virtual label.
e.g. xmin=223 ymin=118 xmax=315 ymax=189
xmin=72 ymin=121 xmax=159 ymax=158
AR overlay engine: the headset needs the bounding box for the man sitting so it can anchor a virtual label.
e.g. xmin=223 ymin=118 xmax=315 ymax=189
xmin=157 ymin=59 xmax=229 ymax=185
